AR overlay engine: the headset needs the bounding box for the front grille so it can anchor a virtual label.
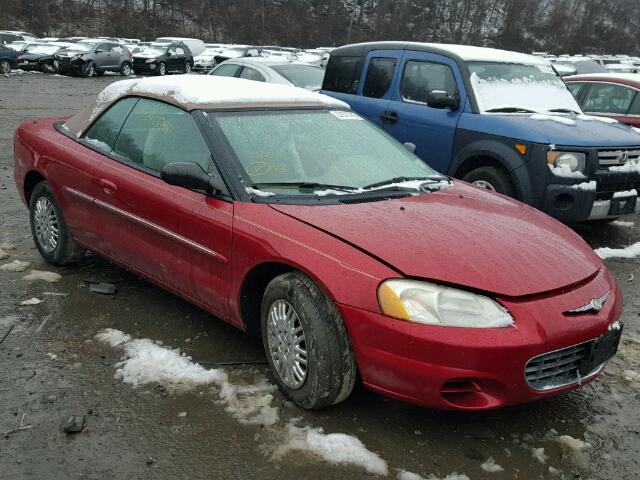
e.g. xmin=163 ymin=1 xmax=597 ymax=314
xmin=525 ymin=341 xmax=598 ymax=390
xmin=598 ymin=148 xmax=640 ymax=169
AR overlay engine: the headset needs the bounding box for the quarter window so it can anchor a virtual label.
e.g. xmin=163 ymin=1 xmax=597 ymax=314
xmin=400 ymin=61 xmax=457 ymax=105
xmin=176 ymin=47 xmax=185 ymax=55
xmin=582 ymin=83 xmax=635 ymax=114
xmin=322 ymin=56 xmax=363 ymax=94
xmin=113 ymin=98 xmax=211 ymax=173
xmin=566 ymin=82 xmax=586 ymax=99
xmin=363 ymin=57 xmax=396 ymax=98
xmin=211 ymin=63 xmax=241 ymax=77
xmin=239 ymin=67 xmax=265 ymax=82
xmin=82 ymin=97 xmax=138 ymax=154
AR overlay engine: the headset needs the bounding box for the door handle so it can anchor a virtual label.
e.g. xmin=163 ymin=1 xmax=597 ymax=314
xmin=98 ymin=178 xmax=118 ymax=194
xmin=380 ymin=111 xmax=399 ymax=124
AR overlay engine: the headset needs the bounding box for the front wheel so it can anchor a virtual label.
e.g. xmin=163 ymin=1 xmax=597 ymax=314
xmin=81 ymin=61 xmax=96 ymax=77
xmin=261 ymin=272 xmax=356 ymax=410
xmin=120 ymin=62 xmax=132 ymax=76
xmin=29 ymin=182 xmax=86 ymax=266
xmin=0 ymin=60 xmax=11 ymax=75
xmin=462 ymin=166 xmax=517 ymax=198
xmin=157 ymin=62 xmax=166 ymax=76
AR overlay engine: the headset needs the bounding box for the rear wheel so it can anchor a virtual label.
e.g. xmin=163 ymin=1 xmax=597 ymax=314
xmin=261 ymin=272 xmax=356 ymax=410
xmin=121 ymin=62 xmax=132 ymax=76
xmin=29 ymin=182 xmax=85 ymax=266
xmin=184 ymin=61 xmax=192 ymax=74
xmin=0 ymin=60 xmax=11 ymax=75
xmin=157 ymin=62 xmax=166 ymax=76
xmin=462 ymin=166 xmax=517 ymax=198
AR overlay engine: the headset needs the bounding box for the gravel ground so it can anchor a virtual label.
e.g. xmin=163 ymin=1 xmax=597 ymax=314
xmin=1 ymin=71 xmax=639 ymax=480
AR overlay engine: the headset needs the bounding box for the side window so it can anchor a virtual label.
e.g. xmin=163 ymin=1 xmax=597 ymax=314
xmin=566 ymin=82 xmax=586 ymax=99
xmin=176 ymin=47 xmax=185 ymax=55
xmin=97 ymin=43 xmax=110 ymax=53
xmin=82 ymin=97 xmax=138 ymax=154
xmin=362 ymin=57 xmax=396 ymax=98
xmin=238 ymin=67 xmax=265 ymax=82
xmin=322 ymin=56 xmax=363 ymax=94
xmin=400 ymin=61 xmax=458 ymax=105
xmin=628 ymin=92 xmax=640 ymax=115
xmin=168 ymin=46 xmax=176 ymax=55
xmin=212 ymin=63 xmax=241 ymax=77
xmin=112 ymin=45 xmax=123 ymax=54
xmin=582 ymin=83 xmax=635 ymax=114
xmin=113 ymin=98 xmax=211 ymax=173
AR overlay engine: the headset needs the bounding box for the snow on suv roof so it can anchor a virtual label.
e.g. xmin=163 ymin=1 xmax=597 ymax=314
xmin=64 ymin=76 xmax=348 ymax=137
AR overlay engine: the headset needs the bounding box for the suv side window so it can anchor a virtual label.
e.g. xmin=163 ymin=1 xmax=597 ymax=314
xmin=176 ymin=46 xmax=185 ymax=55
xmin=363 ymin=58 xmax=396 ymax=98
xmin=566 ymin=82 xmax=586 ymax=99
xmin=113 ymin=98 xmax=211 ymax=173
xmin=167 ymin=45 xmax=177 ymax=55
xmin=97 ymin=43 xmax=111 ymax=53
xmin=238 ymin=66 xmax=265 ymax=82
xmin=400 ymin=61 xmax=457 ymax=105
xmin=582 ymin=83 xmax=635 ymax=114
xmin=82 ymin=97 xmax=138 ymax=154
xmin=322 ymin=56 xmax=362 ymax=94
xmin=211 ymin=63 xmax=241 ymax=77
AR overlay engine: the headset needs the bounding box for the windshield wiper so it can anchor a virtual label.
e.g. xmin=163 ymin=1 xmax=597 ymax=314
xmin=251 ymin=181 xmax=357 ymax=192
xmin=547 ymin=108 xmax=580 ymax=114
xmin=362 ymin=176 xmax=448 ymax=190
xmin=485 ymin=107 xmax=537 ymax=113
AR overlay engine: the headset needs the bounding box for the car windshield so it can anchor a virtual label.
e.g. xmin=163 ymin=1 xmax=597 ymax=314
xmin=143 ymin=46 xmax=166 ymax=55
xmin=271 ymin=64 xmax=324 ymax=90
xmin=468 ymin=62 xmax=582 ymax=114
xmin=206 ymin=110 xmax=445 ymax=198
xmin=71 ymin=42 xmax=98 ymax=52
xmin=221 ymin=47 xmax=247 ymax=56
xmin=24 ymin=45 xmax=59 ymax=55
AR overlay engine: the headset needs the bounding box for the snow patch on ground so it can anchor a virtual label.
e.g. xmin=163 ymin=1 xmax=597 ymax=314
xmin=19 ymin=297 xmax=43 ymax=306
xmin=397 ymin=471 xmax=470 ymax=480
xmin=219 ymin=380 xmax=279 ymax=426
xmin=480 ymin=457 xmax=504 ymax=473
xmin=22 ymin=270 xmax=62 ymax=282
xmin=595 ymin=242 xmax=640 ymax=259
xmin=609 ymin=159 xmax=640 ymax=173
xmin=622 ymin=370 xmax=640 ymax=383
xmin=570 ymin=181 xmax=596 ymax=191
xmin=548 ymin=164 xmax=586 ymax=179
xmin=0 ymin=249 xmax=8 ymax=260
xmin=531 ymin=113 xmax=576 ymax=125
xmin=612 ymin=220 xmax=635 ymax=227
xmin=0 ymin=242 xmax=17 ymax=250
xmin=1 ymin=260 xmax=31 ymax=272
xmin=556 ymin=435 xmax=591 ymax=451
xmin=274 ymin=419 xmax=389 ymax=476
xmin=532 ymin=447 xmax=548 ymax=464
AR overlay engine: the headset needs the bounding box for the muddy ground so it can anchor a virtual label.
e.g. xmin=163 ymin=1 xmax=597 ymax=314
xmin=1 ymin=72 xmax=639 ymax=480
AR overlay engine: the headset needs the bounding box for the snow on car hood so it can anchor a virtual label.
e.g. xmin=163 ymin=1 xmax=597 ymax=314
xmin=269 ymin=182 xmax=601 ymax=297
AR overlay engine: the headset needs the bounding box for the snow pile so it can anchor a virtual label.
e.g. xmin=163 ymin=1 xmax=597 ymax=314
xmin=530 ymin=114 xmax=576 ymax=126
xmin=274 ymin=419 xmax=389 ymax=476
xmin=531 ymin=447 xmax=548 ymax=464
xmin=612 ymin=220 xmax=634 ymax=227
xmin=608 ymin=321 xmax=622 ymax=331
xmin=397 ymin=471 xmax=470 ymax=480
xmin=19 ymin=297 xmax=44 ymax=306
xmin=480 ymin=457 xmax=504 ymax=473
xmin=219 ymin=380 xmax=279 ymax=426
xmin=1 ymin=260 xmax=31 ymax=272
xmin=595 ymin=242 xmax=640 ymax=260
xmin=570 ymin=181 xmax=596 ymax=191
xmin=245 ymin=186 xmax=275 ymax=197
xmin=609 ymin=159 xmax=640 ymax=173
xmin=0 ymin=249 xmax=8 ymax=260
xmin=622 ymin=370 xmax=640 ymax=383
xmin=576 ymin=114 xmax=618 ymax=124
xmin=556 ymin=435 xmax=591 ymax=451
xmin=548 ymin=164 xmax=586 ymax=179
xmin=22 ymin=270 xmax=62 ymax=283
xmin=612 ymin=189 xmax=637 ymax=198
xmin=0 ymin=242 xmax=16 ymax=250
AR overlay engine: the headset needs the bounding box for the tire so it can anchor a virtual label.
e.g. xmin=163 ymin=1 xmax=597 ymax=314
xmin=40 ymin=62 xmax=55 ymax=73
xmin=29 ymin=182 xmax=85 ymax=266
xmin=0 ymin=60 xmax=11 ymax=75
xmin=184 ymin=61 xmax=192 ymax=74
xmin=120 ymin=62 xmax=132 ymax=76
xmin=82 ymin=61 xmax=96 ymax=77
xmin=261 ymin=272 xmax=356 ymax=410
xmin=462 ymin=166 xmax=517 ymax=198
xmin=157 ymin=62 xmax=166 ymax=76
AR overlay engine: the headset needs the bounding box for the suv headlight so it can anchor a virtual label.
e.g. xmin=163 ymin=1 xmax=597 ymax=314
xmin=547 ymin=151 xmax=586 ymax=173
xmin=378 ymin=279 xmax=514 ymax=328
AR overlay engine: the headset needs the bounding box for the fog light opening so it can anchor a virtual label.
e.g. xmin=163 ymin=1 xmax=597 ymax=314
xmin=554 ymin=193 xmax=575 ymax=211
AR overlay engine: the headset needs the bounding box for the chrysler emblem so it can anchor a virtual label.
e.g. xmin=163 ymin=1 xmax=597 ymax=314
xmin=618 ymin=151 xmax=629 ymax=164
xmin=565 ymin=291 xmax=609 ymax=314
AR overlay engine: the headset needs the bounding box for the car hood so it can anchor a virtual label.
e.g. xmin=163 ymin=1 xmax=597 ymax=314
xmin=19 ymin=53 xmax=50 ymax=60
xmin=133 ymin=52 xmax=162 ymax=59
xmin=458 ymin=112 xmax=640 ymax=147
xmin=269 ymin=182 xmax=601 ymax=297
xmin=56 ymin=49 xmax=88 ymax=57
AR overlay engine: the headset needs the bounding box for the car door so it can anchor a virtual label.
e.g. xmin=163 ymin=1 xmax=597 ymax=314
xmin=166 ymin=45 xmax=179 ymax=71
xmin=382 ymin=52 xmax=466 ymax=173
xmin=91 ymin=98 xmax=233 ymax=316
xmin=350 ymin=51 xmax=403 ymax=129
xmin=175 ymin=45 xmax=187 ymax=70
xmin=580 ymin=81 xmax=638 ymax=125
xmin=94 ymin=43 xmax=111 ymax=70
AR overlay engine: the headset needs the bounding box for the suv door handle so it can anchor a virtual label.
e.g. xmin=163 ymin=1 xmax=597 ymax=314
xmin=380 ymin=111 xmax=399 ymax=124
xmin=98 ymin=178 xmax=118 ymax=194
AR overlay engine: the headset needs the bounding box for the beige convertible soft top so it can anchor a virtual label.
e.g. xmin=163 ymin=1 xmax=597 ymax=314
xmin=64 ymin=75 xmax=349 ymax=137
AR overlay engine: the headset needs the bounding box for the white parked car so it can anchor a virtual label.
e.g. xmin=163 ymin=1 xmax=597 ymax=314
xmin=209 ymin=57 xmax=325 ymax=91
xmin=154 ymin=37 xmax=206 ymax=56
xmin=193 ymin=47 xmax=222 ymax=72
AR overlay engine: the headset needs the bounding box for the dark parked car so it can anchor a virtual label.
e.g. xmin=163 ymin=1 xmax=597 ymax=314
xmin=55 ymin=41 xmax=132 ymax=77
xmin=132 ymin=42 xmax=193 ymax=76
xmin=0 ymin=44 xmax=18 ymax=74
xmin=17 ymin=43 xmax=69 ymax=73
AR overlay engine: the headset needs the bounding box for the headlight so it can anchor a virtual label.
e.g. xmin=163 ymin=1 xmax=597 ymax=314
xmin=547 ymin=151 xmax=586 ymax=173
xmin=145 ymin=58 xmax=155 ymax=64
xmin=377 ymin=280 xmax=514 ymax=328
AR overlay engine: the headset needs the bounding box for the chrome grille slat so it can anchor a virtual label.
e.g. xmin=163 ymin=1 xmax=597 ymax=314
xmin=525 ymin=341 xmax=596 ymax=391
xmin=598 ymin=147 xmax=640 ymax=168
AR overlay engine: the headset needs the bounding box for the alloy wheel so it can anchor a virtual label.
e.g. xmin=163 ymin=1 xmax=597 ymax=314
xmin=122 ymin=63 xmax=131 ymax=76
xmin=266 ymin=299 xmax=308 ymax=389
xmin=33 ymin=197 xmax=59 ymax=253
xmin=0 ymin=60 xmax=10 ymax=74
xmin=185 ymin=62 xmax=191 ymax=73
xmin=472 ymin=179 xmax=497 ymax=191
xmin=159 ymin=63 xmax=166 ymax=75
xmin=87 ymin=63 xmax=95 ymax=77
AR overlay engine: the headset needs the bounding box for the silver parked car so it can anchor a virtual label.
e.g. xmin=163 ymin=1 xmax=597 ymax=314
xmin=209 ymin=58 xmax=325 ymax=91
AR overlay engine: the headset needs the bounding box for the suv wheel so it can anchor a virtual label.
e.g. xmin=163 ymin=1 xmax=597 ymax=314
xmin=29 ymin=182 xmax=86 ymax=266
xmin=462 ymin=166 xmax=516 ymax=198
xmin=82 ymin=61 xmax=96 ymax=77
xmin=184 ymin=61 xmax=192 ymax=74
xmin=261 ymin=272 xmax=356 ymax=409
xmin=0 ymin=60 xmax=11 ymax=75
xmin=158 ymin=62 xmax=166 ymax=76
xmin=121 ymin=62 xmax=132 ymax=76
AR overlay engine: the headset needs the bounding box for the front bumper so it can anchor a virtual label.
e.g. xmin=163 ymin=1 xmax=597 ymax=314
xmin=17 ymin=61 xmax=40 ymax=71
xmin=193 ymin=62 xmax=214 ymax=72
xmin=132 ymin=62 xmax=157 ymax=74
xmin=339 ymin=268 xmax=622 ymax=410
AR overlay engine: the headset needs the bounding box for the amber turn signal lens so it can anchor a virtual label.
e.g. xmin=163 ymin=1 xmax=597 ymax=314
xmin=514 ymin=144 xmax=528 ymax=155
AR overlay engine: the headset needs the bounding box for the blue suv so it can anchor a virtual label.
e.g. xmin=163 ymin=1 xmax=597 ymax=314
xmin=322 ymin=42 xmax=640 ymax=222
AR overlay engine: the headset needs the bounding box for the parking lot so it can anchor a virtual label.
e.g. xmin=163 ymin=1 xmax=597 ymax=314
xmin=1 ymin=73 xmax=640 ymax=480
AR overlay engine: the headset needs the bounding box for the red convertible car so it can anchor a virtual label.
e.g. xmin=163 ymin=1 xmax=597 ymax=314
xmin=13 ymin=76 xmax=623 ymax=410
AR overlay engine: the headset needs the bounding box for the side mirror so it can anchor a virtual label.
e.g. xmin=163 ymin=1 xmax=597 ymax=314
xmin=403 ymin=142 xmax=416 ymax=154
xmin=427 ymin=90 xmax=459 ymax=110
xmin=161 ymin=162 xmax=216 ymax=194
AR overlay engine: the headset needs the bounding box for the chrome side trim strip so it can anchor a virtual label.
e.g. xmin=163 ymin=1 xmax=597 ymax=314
xmin=65 ymin=187 xmax=227 ymax=263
